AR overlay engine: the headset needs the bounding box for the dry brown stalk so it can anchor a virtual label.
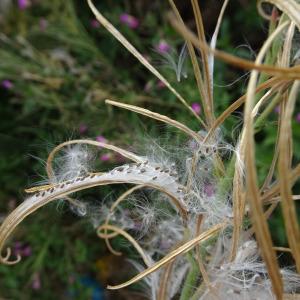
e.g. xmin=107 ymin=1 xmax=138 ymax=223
xmin=241 ymin=21 xmax=290 ymax=298
xmin=107 ymin=222 xmax=226 ymax=290
xmin=168 ymin=15 xmax=300 ymax=79
xmin=278 ymin=81 xmax=300 ymax=272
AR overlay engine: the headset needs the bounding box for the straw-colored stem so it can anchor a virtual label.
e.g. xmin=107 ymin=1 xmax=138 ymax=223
xmin=107 ymin=222 xmax=226 ymax=290
xmin=104 ymin=184 xmax=146 ymax=256
xmin=168 ymin=0 xmax=209 ymax=127
xmin=87 ymin=0 xmax=206 ymax=126
xmin=105 ymin=99 xmax=203 ymax=143
xmin=278 ymin=80 xmax=300 ymax=272
xmin=241 ymin=21 xmax=290 ymax=298
xmin=168 ymin=16 xmax=300 ymax=79
xmin=97 ymin=224 xmax=151 ymax=267
xmin=191 ymin=0 xmax=214 ymax=125
xmin=257 ymin=0 xmax=300 ymax=30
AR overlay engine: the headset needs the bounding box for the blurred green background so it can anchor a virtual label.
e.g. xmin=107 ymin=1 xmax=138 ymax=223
xmin=0 ymin=1 xmax=299 ymax=299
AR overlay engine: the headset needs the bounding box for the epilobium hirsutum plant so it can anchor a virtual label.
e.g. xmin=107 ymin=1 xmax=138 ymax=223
xmin=1 ymin=0 xmax=300 ymax=299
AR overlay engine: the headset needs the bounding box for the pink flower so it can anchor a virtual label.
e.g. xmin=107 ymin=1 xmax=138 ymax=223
xmin=100 ymin=153 xmax=111 ymax=162
xmin=31 ymin=272 xmax=41 ymax=290
xmin=155 ymin=40 xmax=171 ymax=54
xmin=157 ymin=80 xmax=166 ymax=89
xmin=79 ymin=124 xmax=88 ymax=135
xmin=22 ymin=246 xmax=32 ymax=257
xmin=119 ymin=13 xmax=139 ymax=29
xmin=296 ymin=113 xmax=300 ymax=123
xmin=18 ymin=0 xmax=30 ymax=10
xmin=96 ymin=135 xmax=107 ymax=143
xmin=114 ymin=153 xmax=126 ymax=163
xmin=90 ymin=19 xmax=100 ymax=28
xmin=39 ymin=18 xmax=48 ymax=31
xmin=13 ymin=241 xmax=32 ymax=257
xmin=191 ymin=102 xmax=201 ymax=115
xmin=1 ymin=80 xmax=13 ymax=90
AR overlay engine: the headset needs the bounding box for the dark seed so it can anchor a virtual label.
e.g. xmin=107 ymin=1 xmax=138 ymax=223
xmin=50 ymin=188 xmax=54 ymax=193
xmin=60 ymin=184 xmax=65 ymax=188
xmin=41 ymin=192 xmax=45 ymax=196
xmin=152 ymin=176 xmax=157 ymax=180
xmin=140 ymin=169 xmax=146 ymax=173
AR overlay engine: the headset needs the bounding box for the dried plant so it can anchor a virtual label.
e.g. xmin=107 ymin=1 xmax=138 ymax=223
xmin=1 ymin=0 xmax=300 ymax=299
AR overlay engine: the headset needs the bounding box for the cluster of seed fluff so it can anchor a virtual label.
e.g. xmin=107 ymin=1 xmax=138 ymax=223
xmin=51 ymin=144 xmax=95 ymax=183
xmin=155 ymin=42 xmax=188 ymax=82
xmin=37 ymin=139 xmax=300 ymax=300
xmin=199 ymin=238 xmax=300 ymax=299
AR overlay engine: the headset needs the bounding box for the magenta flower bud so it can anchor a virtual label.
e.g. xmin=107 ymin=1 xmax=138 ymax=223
xmin=155 ymin=40 xmax=171 ymax=54
xmin=157 ymin=80 xmax=166 ymax=89
xmin=1 ymin=80 xmax=13 ymax=90
xmin=22 ymin=245 xmax=32 ymax=257
xmin=90 ymin=19 xmax=100 ymax=28
xmin=39 ymin=18 xmax=48 ymax=31
xmin=120 ymin=13 xmax=139 ymax=29
xmin=96 ymin=135 xmax=107 ymax=143
xmin=296 ymin=113 xmax=300 ymax=124
xmin=191 ymin=102 xmax=201 ymax=115
xmin=114 ymin=153 xmax=126 ymax=163
xmin=79 ymin=124 xmax=88 ymax=135
xmin=31 ymin=273 xmax=41 ymax=290
xmin=100 ymin=153 xmax=111 ymax=162
xmin=18 ymin=0 xmax=30 ymax=10
xmin=14 ymin=241 xmax=23 ymax=251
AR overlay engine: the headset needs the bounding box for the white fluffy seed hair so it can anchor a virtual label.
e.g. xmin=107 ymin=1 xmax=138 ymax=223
xmin=200 ymin=238 xmax=300 ymax=299
xmin=128 ymin=256 xmax=160 ymax=300
xmin=155 ymin=42 xmax=188 ymax=82
xmin=51 ymin=144 xmax=95 ymax=182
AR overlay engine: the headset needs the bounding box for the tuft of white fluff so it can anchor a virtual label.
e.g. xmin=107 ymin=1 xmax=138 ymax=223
xmin=156 ymin=43 xmax=188 ymax=82
xmin=52 ymin=144 xmax=95 ymax=182
xmin=200 ymin=239 xmax=300 ymax=300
